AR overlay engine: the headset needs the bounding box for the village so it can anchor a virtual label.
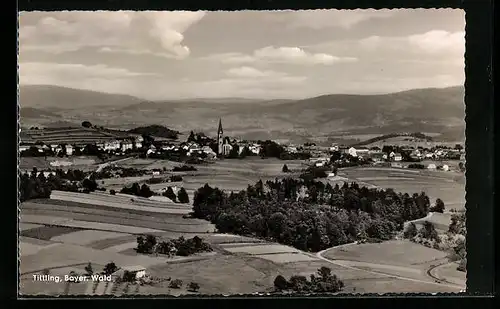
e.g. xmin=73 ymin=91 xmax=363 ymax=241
xmin=19 ymin=119 xmax=466 ymax=177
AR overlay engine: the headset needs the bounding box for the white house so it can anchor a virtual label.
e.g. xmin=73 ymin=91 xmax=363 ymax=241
xmin=104 ymin=140 xmax=121 ymax=151
xmin=65 ymin=145 xmax=73 ymax=156
xmin=394 ymin=153 xmax=403 ymax=162
xmin=222 ymin=141 xmax=233 ymax=156
xmin=152 ymin=171 xmax=160 ymax=176
xmin=329 ymin=144 xmax=339 ymax=152
xmin=134 ymin=136 xmax=144 ymax=149
xmin=389 ymin=151 xmax=396 ymax=158
xmin=19 ymin=145 xmax=30 ymax=152
xmin=121 ymin=141 xmax=133 ymax=152
xmin=442 ymin=164 xmax=450 ymax=171
xmin=112 ymin=265 xmax=146 ymax=281
xmin=315 ymin=161 xmax=325 ymax=167
xmin=348 ymin=147 xmax=358 ymax=157
xmin=249 ymin=144 xmax=261 ymax=155
xmin=427 ymin=163 xmax=437 ymax=170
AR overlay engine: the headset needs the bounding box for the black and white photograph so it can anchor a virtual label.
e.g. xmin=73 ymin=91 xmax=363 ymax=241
xmin=18 ymin=9 xmax=467 ymax=296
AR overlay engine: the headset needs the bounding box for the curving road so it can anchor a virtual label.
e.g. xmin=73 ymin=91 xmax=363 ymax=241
xmin=311 ymin=212 xmax=465 ymax=291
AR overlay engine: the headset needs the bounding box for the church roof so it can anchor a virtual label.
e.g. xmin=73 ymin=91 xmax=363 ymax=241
xmin=218 ymin=118 xmax=223 ymax=135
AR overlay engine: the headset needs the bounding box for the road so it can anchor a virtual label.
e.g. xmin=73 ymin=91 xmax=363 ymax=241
xmin=311 ymin=212 xmax=465 ymax=291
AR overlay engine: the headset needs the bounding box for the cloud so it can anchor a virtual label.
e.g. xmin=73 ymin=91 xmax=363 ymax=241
xmin=204 ymin=46 xmax=357 ymax=66
xmin=285 ymin=9 xmax=394 ymax=29
xmin=19 ymin=62 xmax=159 ymax=85
xmin=358 ymin=30 xmax=465 ymax=55
xmin=19 ymin=11 xmax=205 ymax=59
xmin=226 ymin=66 xmax=286 ymax=78
xmin=407 ymin=30 xmax=465 ymax=54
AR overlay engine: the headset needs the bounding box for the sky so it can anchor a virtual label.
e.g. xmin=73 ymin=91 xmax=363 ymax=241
xmin=18 ymin=9 xmax=465 ymax=100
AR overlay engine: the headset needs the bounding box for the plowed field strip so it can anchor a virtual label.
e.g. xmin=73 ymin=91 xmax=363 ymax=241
xmin=22 ymin=202 xmax=206 ymax=226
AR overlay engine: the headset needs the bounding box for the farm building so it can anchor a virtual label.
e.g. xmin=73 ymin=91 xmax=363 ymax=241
xmin=112 ymin=266 xmax=147 ymax=281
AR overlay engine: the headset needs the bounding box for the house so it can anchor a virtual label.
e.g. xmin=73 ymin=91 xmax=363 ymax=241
xmin=19 ymin=145 xmax=30 ymax=152
xmin=315 ymin=161 xmax=325 ymax=167
xmin=112 ymin=266 xmax=147 ymax=281
xmin=222 ymin=140 xmax=233 ymax=156
xmin=460 ymin=153 xmax=466 ymax=161
xmin=121 ymin=141 xmax=133 ymax=152
xmin=427 ymin=163 xmax=437 ymax=170
xmin=356 ymin=147 xmax=369 ymax=156
xmin=249 ymin=144 xmax=261 ymax=155
xmin=104 ymin=140 xmax=121 ymax=151
xmin=152 ymin=171 xmax=160 ymax=176
xmin=442 ymin=164 xmax=450 ymax=171
xmin=393 ymin=153 xmax=402 ymax=162
xmin=348 ymin=147 xmax=358 ymax=157
xmin=329 ymin=144 xmax=339 ymax=152
xmin=382 ymin=154 xmax=388 ymax=160
xmin=65 ymin=145 xmax=73 ymax=156
xmin=134 ymin=136 xmax=144 ymax=149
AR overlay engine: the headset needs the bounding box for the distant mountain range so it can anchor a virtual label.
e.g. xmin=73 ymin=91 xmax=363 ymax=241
xmin=19 ymin=85 xmax=465 ymax=144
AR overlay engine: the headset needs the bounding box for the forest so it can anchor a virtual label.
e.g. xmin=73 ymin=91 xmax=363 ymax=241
xmin=192 ymin=178 xmax=432 ymax=252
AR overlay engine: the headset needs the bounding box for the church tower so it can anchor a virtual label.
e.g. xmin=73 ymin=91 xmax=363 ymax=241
xmin=217 ymin=118 xmax=224 ymax=156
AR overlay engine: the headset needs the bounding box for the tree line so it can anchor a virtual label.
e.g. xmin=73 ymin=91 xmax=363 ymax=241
xmin=19 ymin=168 xmax=99 ymax=202
xmin=192 ymin=178 xmax=433 ymax=252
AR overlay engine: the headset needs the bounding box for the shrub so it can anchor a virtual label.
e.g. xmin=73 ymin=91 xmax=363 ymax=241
xmin=103 ymin=262 xmax=118 ymax=275
xmin=187 ymin=282 xmax=200 ymax=292
xmin=169 ymin=279 xmax=183 ymax=289
xmin=274 ymin=275 xmax=288 ymax=291
xmin=110 ymin=189 xmax=116 ymax=195
xmin=173 ymin=165 xmax=197 ymax=172
xmin=282 ymin=164 xmax=290 ymax=173
xmin=177 ymin=188 xmax=190 ymax=204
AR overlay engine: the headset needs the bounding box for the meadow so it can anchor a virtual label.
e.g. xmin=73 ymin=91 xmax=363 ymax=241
xmin=338 ymin=167 xmax=465 ymax=211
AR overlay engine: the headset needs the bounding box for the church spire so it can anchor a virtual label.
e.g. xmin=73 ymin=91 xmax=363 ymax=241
xmin=218 ymin=118 xmax=223 ymax=135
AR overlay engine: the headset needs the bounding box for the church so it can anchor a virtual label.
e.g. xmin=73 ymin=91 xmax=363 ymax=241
xmin=216 ymin=118 xmax=233 ymax=157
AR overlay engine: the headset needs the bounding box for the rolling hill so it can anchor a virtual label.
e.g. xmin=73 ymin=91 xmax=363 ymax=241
xmin=19 ymin=85 xmax=465 ymax=144
xmin=19 ymin=85 xmax=144 ymax=109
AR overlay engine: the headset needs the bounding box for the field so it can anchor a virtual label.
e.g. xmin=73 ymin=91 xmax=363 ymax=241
xmin=337 ymin=167 xmax=465 ymax=211
xmin=19 ymin=157 xmax=466 ymax=295
xmin=319 ymin=240 xmax=465 ymax=291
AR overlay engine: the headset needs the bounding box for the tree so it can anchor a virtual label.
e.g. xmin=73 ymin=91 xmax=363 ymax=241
xmin=226 ymin=144 xmax=240 ymax=159
xmin=274 ymin=275 xmax=288 ymax=291
xmin=282 ymin=164 xmax=290 ymax=173
xmin=84 ymin=263 xmax=93 ymax=275
xmin=110 ymin=189 xmax=116 ymax=195
xmin=163 ymin=187 xmax=177 ymax=202
xmin=187 ymin=282 xmax=200 ymax=292
xmin=103 ymin=262 xmax=118 ymax=275
xmin=82 ymin=121 xmax=93 ymax=128
xmin=177 ymin=187 xmax=190 ymax=204
xmin=432 ymin=198 xmax=445 ymax=213
xmin=82 ymin=178 xmax=98 ymax=192
xmin=404 ymin=222 xmax=418 ymax=239
xmin=123 ymin=270 xmax=136 ymax=282
xmin=187 ymin=131 xmax=196 ymax=143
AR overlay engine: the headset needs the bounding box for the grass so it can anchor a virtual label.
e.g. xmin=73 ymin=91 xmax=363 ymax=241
xmin=19 ymin=223 xmax=44 ymax=231
xmin=322 ymin=240 xmax=449 ymax=267
xmin=50 ymin=230 xmax=128 ymax=246
xmin=256 ymin=253 xmax=318 ymax=264
xmin=21 ymin=214 xmax=167 ymax=234
xmin=339 ymin=167 xmax=465 ymax=211
xmin=50 ymin=191 xmax=191 ymax=215
xmin=224 ymin=244 xmax=301 ymax=255
xmin=20 ymin=225 xmax=84 ymax=241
